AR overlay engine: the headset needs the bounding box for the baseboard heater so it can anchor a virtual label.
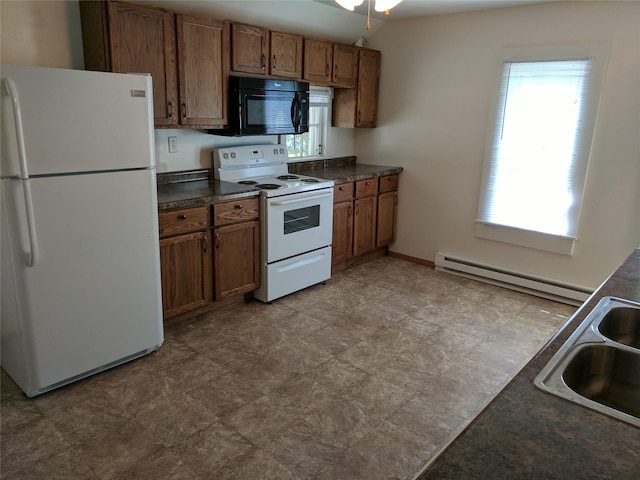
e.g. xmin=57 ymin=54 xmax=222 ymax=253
xmin=434 ymin=253 xmax=592 ymax=306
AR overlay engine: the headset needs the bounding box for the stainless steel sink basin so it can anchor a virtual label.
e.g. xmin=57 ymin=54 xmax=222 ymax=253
xmin=535 ymin=297 xmax=640 ymax=427
xmin=562 ymin=345 xmax=640 ymax=420
xmin=597 ymin=307 xmax=640 ymax=349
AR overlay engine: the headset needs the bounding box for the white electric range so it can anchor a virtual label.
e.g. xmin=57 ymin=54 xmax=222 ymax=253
xmin=213 ymin=145 xmax=334 ymax=302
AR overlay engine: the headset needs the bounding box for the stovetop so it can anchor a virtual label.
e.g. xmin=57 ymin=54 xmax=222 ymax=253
xmin=213 ymin=145 xmax=333 ymax=197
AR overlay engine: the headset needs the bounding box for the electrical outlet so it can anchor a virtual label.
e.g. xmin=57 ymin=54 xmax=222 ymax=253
xmin=168 ymin=136 xmax=178 ymax=153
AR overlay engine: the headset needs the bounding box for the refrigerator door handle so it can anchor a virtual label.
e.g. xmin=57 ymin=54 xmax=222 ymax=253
xmin=3 ymin=77 xmax=39 ymax=266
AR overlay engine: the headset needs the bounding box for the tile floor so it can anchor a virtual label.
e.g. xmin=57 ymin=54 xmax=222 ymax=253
xmin=1 ymin=256 xmax=576 ymax=480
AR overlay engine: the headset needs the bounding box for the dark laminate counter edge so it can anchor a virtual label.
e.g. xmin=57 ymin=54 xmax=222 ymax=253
xmin=417 ymin=248 xmax=640 ymax=479
xmin=156 ymin=163 xmax=403 ymax=210
xmin=292 ymin=163 xmax=404 ymax=184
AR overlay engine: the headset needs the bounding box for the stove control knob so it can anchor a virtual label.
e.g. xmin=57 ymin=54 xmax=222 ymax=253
xmin=280 ymin=148 xmax=285 ymax=154
xmin=223 ymin=153 xmax=229 ymax=159
xmin=231 ymin=152 xmax=236 ymax=159
xmin=273 ymin=148 xmax=278 ymax=155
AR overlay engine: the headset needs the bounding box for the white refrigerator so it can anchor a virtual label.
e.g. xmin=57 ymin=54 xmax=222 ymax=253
xmin=0 ymin=64 xmax=164 ymax=397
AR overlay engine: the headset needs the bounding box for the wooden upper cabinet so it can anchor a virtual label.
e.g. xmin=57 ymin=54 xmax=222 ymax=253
xmin=333 ymin=48 xmax=381 ymax=128
xmin=176 ymin=15 xmax=229 ymax=127
xmin=332 ymin=44 xmax=359 ymax=88
xmin=231 ymin=23 xmax=268 ymax=74
xmin=356 ymin=48 xmax=381 ymax=127
xmin=102 ymin=1 xmax=178 ymax=126
xmin=270 ymin=31 xmax=303 ymax=79
xmin=303 ymin=38 xmax=333 ymax=84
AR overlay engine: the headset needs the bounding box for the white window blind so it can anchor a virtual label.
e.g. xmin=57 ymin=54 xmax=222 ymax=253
xmin=309 ymin=86 xmax=332 ymax=106
xmin=476 ymin=45 xmax=609 ymax=255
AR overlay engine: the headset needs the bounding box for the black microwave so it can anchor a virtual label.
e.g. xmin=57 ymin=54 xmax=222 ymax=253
xmin=212 ymin=76 xmax=309 ymax=136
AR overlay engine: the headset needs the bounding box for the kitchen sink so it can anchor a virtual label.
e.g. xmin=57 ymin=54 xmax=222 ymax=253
xmin=535 ymin=297 xmax=640 ymax=427
xmin=597 ymin=307 xmax=640 ymax=349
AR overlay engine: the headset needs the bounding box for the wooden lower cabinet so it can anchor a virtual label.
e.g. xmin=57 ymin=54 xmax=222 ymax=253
xmin=212 ymin=197 xmax=260 ymax=300
xmin=376 ymin=191 xmax=398 ymax=247
xmin=213 ymin=220 xmax=259 ymax=300
xmin=159 ymin=230 xmax=212 ymax=318
xmin=332 ymin=174 xmax=399 ymax=272
xmin=332 ymin=200 xmax=353 ymax=263
xmin=353 ymin=194 xmax=377 ymax=257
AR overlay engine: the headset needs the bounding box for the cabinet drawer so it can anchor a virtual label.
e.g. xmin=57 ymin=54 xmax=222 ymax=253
xmin=159 ymin=206 xmax=209 ymax=237
xmin=334 ymin=182 xmax=354 ymax=203
xmin=379 ymin=174 xmax=399 ymax=193
xmin=214 ymin=197 xmax=259 ymax=226
xmin=355 ymin=178 xmax=377 ymax=198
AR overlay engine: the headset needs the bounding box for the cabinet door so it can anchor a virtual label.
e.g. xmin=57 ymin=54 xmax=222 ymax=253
xmin=107 ymin=1 xmax=177 ymax=126
xmin=214 ymin=221 xmax=259 ymax=300
xmin=231 ymin=23 xmax=268 ymax=74
xmin=353 ymin=195 xmax=377 ymax=256
xmin=177 ymin=15 xmax=229 ymax=127
xmin=376 ymin=191 xmax=398 ymax=247
xmin=270 ymin=31 xmax=303 ymax=79
xmin=160 ymin=231 xmax=212 ymax=318
xmin=332 ymin=44 xmax=359 ymax=87
xmin=332 ymin=200 xmax=353 ymax=263
xmin=303 ymin=38 xmax=333 ymax=84
xmin=356 ymin=48 xmax=381 ymax=127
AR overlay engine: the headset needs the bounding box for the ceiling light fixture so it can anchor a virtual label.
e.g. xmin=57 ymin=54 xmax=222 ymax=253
xmin=335 ymin=0 xmax=403 ymax=30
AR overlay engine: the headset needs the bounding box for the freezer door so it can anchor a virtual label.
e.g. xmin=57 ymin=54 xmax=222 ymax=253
xmin=1 ymin=64 xmax=155 ymax=177
xmin=0 ymin=170 xmax=163 ymax=395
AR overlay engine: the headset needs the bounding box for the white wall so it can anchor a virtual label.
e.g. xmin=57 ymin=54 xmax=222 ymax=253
xmin=0 ymin=0 xmax=356 ymax=173
xmin=153 ymin=124 xmax=355 ymax=173
xmin=359 ymin=1 xmax=640 ymax=289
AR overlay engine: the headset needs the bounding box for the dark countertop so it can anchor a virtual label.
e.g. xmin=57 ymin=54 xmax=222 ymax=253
xmin=290 ymin=162 xmax=404 ymax=184
xmin=156 ymin=160 xmax=403 ymax=211
xmin=419 ymin=249 xmax=640 ymax=479
xmin=157 ymin=179 xmax=259 ymax=211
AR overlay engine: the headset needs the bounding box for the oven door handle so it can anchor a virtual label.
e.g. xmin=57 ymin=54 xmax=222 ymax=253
xmin=270 ymin=192 xmax=333 ymax=206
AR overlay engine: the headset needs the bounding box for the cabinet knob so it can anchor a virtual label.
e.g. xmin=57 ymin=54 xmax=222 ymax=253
xmin=234 ymin=204 xmax=243 ymax=210
xmin=178 ymin=214 xmax=187 ymax=220
xmin=365 ymin=181 xmax=370 ymax=186
xmin=338 ymin=186 xmax=345 ymax=191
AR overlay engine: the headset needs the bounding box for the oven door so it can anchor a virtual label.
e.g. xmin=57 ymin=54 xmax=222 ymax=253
xmin=264 ymin=187 xmax=333 ymax=263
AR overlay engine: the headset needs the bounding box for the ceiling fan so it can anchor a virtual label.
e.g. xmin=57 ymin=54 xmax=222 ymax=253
xmin=335 ymin=0 xmax=403 ymax=29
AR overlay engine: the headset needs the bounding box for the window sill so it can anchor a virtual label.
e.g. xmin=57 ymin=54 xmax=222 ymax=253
xmin=475 ymin=221 xmax=576 ymax=256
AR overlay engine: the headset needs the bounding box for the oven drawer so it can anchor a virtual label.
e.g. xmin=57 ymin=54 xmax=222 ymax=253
xmin=355 ymin=178 xmax=377 ymax=198
xmin=379 ymin=174 xmax=399 ymax=193
xmin=159 ymin=206 xmax=209 ymax=238
xmin=334 ymin=182 xmax=354 ymax=203
xmin=213 ymin=197 xmax=259 ymax=226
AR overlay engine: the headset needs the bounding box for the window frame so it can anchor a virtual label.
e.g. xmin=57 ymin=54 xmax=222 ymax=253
xmin=476 ymin=43 xmax=610 ymax=255
xmin=284 ymin=86 xmax=332 ymax=162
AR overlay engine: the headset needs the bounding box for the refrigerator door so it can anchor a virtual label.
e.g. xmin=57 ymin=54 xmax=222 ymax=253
xmin=1 ymin=170 xmax=163 ymax=396
xmin=1 ymin=64 xmax=155 ymax=177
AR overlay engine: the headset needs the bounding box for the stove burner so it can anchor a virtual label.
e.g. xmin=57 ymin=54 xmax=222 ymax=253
xmin=237 ymin=180 xmax=258 ymax=185
xmin=277 ymin=175 xmax=300 ymax=181
xmin=255 ymin=183 xmax=283 ymax=190
xmin=300 ymin=178 xmax=320 ymax=183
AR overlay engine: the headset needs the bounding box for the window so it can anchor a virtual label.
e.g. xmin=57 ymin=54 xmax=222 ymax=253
xmin=285 ymin=87 xmax=332 ymax=160
xmin=476 ymin=44 xmax=610 ymax=255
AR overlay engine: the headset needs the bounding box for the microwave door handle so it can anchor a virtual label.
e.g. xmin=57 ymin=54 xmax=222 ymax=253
xmin=291 ymin=95 xmax=299 ymax=130
xmin=296 ymin=96 xmax=303 ymax=132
